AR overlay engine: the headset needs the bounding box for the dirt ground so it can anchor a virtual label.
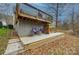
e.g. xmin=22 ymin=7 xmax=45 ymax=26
xmin=18 ymin=34 xmax=79 ymax=55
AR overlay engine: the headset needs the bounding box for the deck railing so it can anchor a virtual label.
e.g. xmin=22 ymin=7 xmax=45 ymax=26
xmin=19 ymin=4 xmax=52 ymax=22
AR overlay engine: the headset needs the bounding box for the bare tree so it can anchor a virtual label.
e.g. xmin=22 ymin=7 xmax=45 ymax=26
xmin=0 ymin=3 xmax=14 ymax=25
xmin=71 ymin=4 xmax=75 ymax=32
xmin=47 ymin=3 xmax=69 ymax=31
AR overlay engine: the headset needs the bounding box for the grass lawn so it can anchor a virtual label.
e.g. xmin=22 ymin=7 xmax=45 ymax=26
xmin=0 ymin=27 xmax=10 ymax=54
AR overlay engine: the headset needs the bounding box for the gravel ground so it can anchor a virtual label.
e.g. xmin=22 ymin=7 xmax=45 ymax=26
xmin=18 ymin=34 xmax=79 ymax=55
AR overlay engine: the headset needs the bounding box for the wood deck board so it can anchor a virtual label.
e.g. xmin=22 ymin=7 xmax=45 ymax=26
xmin=18 ymin=12 xmax=50 ymax=23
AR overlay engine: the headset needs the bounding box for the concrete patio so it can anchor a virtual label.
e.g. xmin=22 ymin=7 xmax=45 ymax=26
xmin=4 ymin=39 xmax=23 ymax=55
xmin=4 ymin=32 xmax=64 ymax=55
xmin=20 ymin=32 xmax=64 ymax=45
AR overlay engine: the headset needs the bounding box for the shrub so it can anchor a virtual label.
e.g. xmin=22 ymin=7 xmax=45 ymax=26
xmin=7 ymin=24 xmax=14 ymax=29
xmin=0 ymin=22 xmax=3 ymax=28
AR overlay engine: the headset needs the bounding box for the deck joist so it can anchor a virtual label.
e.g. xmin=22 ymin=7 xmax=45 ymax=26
xmin=18 ymin=11 xmax=51 ymax=23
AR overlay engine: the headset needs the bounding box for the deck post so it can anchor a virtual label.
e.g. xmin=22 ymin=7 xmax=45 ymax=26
xmin=44 ymin=23 xmax=50 ymax=34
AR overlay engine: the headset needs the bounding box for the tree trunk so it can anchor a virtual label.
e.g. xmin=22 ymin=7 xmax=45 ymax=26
xmin=55 ymin=3 xmax=59 ymax=31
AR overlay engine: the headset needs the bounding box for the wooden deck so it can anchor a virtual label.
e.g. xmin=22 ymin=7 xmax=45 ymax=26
xmin=18 ymin=11 xmax=51 ymax=23
xmin=15 ymin=4 xmax=52 ymax=34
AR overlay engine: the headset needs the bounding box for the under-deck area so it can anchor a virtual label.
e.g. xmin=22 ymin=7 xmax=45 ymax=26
xmin=14 ymin=3 xmax=52 ymax=37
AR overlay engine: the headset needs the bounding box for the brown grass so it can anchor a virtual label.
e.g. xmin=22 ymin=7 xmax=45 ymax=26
xmin=18 ymin=34 xmax=79 ymax=55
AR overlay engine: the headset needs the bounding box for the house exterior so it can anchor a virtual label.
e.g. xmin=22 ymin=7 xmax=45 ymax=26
xmin=14 ymin=3 xmax=53 ymax=37
xmin=0 ymin=13 xmax=14 ymax=26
